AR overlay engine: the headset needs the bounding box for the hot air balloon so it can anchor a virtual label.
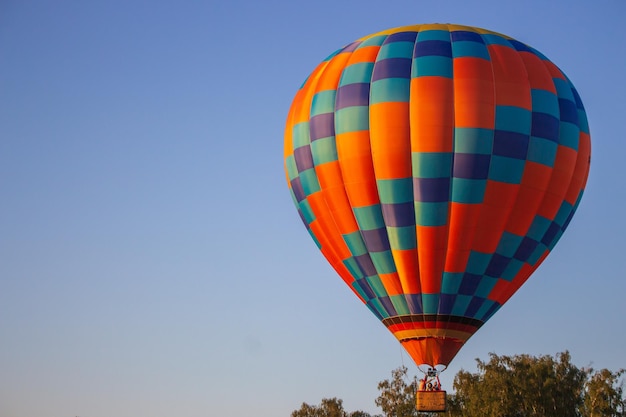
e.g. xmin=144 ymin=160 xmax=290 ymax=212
xmin=283 ymin=23 xmax=590 ymax=410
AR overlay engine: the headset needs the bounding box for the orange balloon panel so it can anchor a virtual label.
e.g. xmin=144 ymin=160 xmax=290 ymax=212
xmin=284 ymin=24 xmax=590 ymax=368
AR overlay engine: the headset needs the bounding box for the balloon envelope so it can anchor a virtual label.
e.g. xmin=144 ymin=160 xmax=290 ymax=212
xmin=284 ymin=24 xmax=590 ymax=368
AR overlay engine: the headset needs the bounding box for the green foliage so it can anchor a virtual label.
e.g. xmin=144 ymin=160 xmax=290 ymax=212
xmin=374 ymin=366 xmax=439 ymax=417
xmin=290 ymin=397 xmax=374 ymax=417
xmin=291 ymin=351 xmax=625 ymax=417
xmin=451 ymin=351 xmax=625 ymax=417
xmin=374 ymin=366 xmax=419 ymax=417
xmin=583 ymin=368 xmax=625 ymax=417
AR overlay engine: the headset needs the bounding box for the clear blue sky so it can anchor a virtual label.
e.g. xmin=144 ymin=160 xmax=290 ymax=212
xmin=1 ymin=1 xmax=624 ymax=416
